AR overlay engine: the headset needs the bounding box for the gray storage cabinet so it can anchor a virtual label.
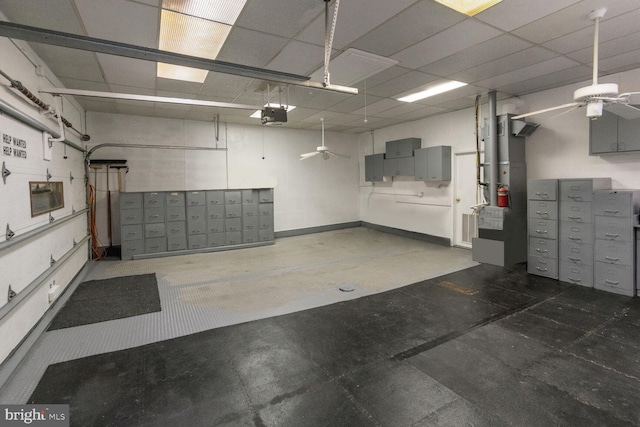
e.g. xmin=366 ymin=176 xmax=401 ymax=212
xmin=590 ymin=110 xmax=640 ymax=154
xmin=385 ymin=138 xmax=421 ymax=158
xmin=593 ymin=190 xmax=640 ymax=296
xmin=557 ymin=178 xmax=611 ymax=287
xmin=528 ymin=179 xmax=559 ymax=279
xmin=364 ymin=153 xmax=384 ymax=182
xmin=414 ymin=146 xmax=452 ymax=181
xmin=119 ymin=188 xmax=275 ymax=260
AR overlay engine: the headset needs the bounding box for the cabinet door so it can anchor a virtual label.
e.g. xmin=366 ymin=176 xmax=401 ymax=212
xmin=414 ymin=148 xmax=428 ymax=180
xmin=590 ymin=110 xmax=618 ymax=154
xmin=617 ymin=115 xmax=640 ymax=152
xmin=365 ymin=154 xmax=384 ymax=182
xmin=383 ymin=158 xmax=396 ymax=176
xmin=396 ymin=157 xmax=415 ymax=176
xmin=426 ymin=146 xmax=451 ymax=181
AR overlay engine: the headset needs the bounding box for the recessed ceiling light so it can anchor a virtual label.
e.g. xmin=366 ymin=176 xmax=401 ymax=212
xmin=162 ymin=0 xmax=247 ymax=25
xmin=434 ymin=0 xmax=503 ymax=16
xmin=157 ymin=63 xmax=209 ymax=83
xmin=250 ymin=103 xmax=296 ymax=118
xmin=397 ymin=81 xmax=468 ymax=103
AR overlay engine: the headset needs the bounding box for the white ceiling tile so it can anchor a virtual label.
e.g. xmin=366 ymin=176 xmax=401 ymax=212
xmin=391 ymin=19 xmax=502 ymax=69
xmin=367 ymin=71 xmax=439 ymax=98
xmin=76 ymin=98 xmax=120 ymax=114
xmin=199 ymin=73 xmax=255 ymax=99
xmin=373 ymin=103 xmax=440 ymax=119
xmin=567 ymin=32 xmax=640 ymax=64
xmin=329 ymin=94 xmax=384 ymax=114
xmin=495 ymin=65 xmax=592 ymax=95
xmin=216 ymin=27 xmax=289 ymax=68
xmin=31 ymin=45 xmax=104 ymax=82
xmin=116 ymin=103 xmax=156 ymax=116
xmin=352 ymin=98 xmax=403 ymax=116
xmin=1 ymin=0 xmax=83 ymax=32
xmin=97 ymin=54 xmax=157 ymax=89
xmin=349 ymin=1 xmax=465 ymax=57
xmin=155 ymin=76 xmax=203 ymax=94
xmin=74 ymin=0 xmax=159 ymax=46
xmin=266 ymin=41 xmax=327 ymax=76
xmin=130 ymin=0 xmax=160 ymax=6
xmin=475 ymin=0 xmax=582 ymax=31
xmin=419 ymin=34 xmax=533 ymax=77
xmin=353 ymin=66 xmax=412 ymax=91
xmin=59 ymin=77 xmax=110 ymax=92
xmin=413 ymin=84 xmax=483 ymax=107
xmin=599 ymin=48 xmax=640 ymax=74
xmin=109 ymin=84 xmax=155 ymax=98
xmin=234 ymin=0 xmax=324 ymax=38
xmin=476 ymin=57 xmax=581 ymax=91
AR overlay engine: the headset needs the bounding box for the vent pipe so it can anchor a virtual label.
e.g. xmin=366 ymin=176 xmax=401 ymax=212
xmin=488 ymin=91 xmax=498 ymax=206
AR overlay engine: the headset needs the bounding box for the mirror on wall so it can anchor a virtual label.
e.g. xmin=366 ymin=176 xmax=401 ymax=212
xmin=30 ymin=181 xmax=64 ymax=217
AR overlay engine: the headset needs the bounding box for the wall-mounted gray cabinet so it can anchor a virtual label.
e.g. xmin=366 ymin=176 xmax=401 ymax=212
xmin=590 ymin=110 xmax=640 ymax=154
xmin=385 ymin=138 xmax=421 ymax=158
xmin=383 ymin=156 xmax=415 ymax=177
xmin=414 ymin=146 xmax=451 ymax=181
xmin=364 ymin=153 xmax=384 ymax=182
xmin=120 ymin=188 xmax=275 ymax=260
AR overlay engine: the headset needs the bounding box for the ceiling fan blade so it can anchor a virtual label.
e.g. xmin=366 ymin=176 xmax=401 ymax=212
xmin=606 ymin=103 xmax=640 ymax=120
xmin=300 ymin=151 xmax=320 ymax=160
xmin=327 ymin=151 xmax=350 ymax=159
xmin=550 ymin=104 xmax=583 ymax=119
xmin=511 ymin=102 xmax=581 ymax=120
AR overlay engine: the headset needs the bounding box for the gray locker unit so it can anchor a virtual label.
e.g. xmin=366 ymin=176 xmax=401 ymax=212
xmin=590 ymin=110 xmax=640 ymax=154
xmin=528 ymin=180 xmax=559 ymax=279
xmin=593 ymin=190 xmax=640 ymax=296
xmin=364 ymin=153 xmax=385 ymax=182
xmin=119 ymin=188 xmax=275 ymax=259
xmin=414 ymin=146 xmax=452 ymax=181
xmin=557 ymin=178 xmax=611 ymax=287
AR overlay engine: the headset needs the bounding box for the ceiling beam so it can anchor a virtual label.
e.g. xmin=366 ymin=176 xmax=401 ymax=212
xmin=0 ymin=21 xmax=354 ymax=94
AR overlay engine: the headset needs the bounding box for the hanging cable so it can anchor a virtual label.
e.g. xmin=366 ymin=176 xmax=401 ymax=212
xmin=323 ymin=0 xmax=340 ymax=87
xmin=88 ymin=184 xmax=105 ymax=260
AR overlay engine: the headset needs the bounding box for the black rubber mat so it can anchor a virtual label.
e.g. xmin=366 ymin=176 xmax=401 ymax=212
xmin=48 ymin=273 xmax=160 ymax=331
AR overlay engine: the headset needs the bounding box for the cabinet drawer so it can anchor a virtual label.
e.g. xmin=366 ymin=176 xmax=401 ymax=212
xmin=242 ymin=189 xmax=259 ymax=204
xmin=529 ymin=237 xmax=557 ymax=259
xmin=259 ymin=203 xmax=274 ymax=217
xmin=528 ymin=255 xmax=558 ymax=279
xmin=166 ymin=221 xmax=186 ymax=237
xmin=187 ymin=220 xmax=206 ymax=235
xmin=528 ymin=180 xmax=557 ymax=201
xmin=259 ymin=189 xmax=273 ymax=203
xmin=225 ymin=232 xmax=242 ymax=246
xmin=595 ymin=216 xmax=633 ymax=242
xmin=559 ymin=262 xmax=593 ymax=287
xmin=559 ymin=241 xmax=593 ymax=266
xmin=259 ymin=215 xmax=274 ymax=230
xmin=207 ymin=204 xmax=224 ymax=220
xmin=144 ymin=207 xmax=165 ymax=224
xmin=528 ymin=219 xmax=557 ymax=239
xmin=188 ymin=234 xmax=207 ymax=250
xmin=560 ymin=180 xmax=594 ymax=202
xmin=243 ymin=216 xmax=258 ymax=231
xmin=121 ymin=239 xmax=144 ymax=260
xmin=165 ymin=191 xmax=185 ymax=207
xmin=594 ymin=262 xmax=633 ymax=293
xmin=205 ymin=190 xmax=224 ymax=207
xmin=145 ymin=223 xmax=166 ymax=238
xmin=207 ymin=219 xmax=225 ymax=234
xmin=593 ymin=191 xmax=632 ymax=217
xmin=121 ymin=224 xmax=143 ymax=242
xmin=243 ymin=229 xmax=259 ymax=244
xmin=225 ymin=218 xmax=242 ymax=233
xmin=595 ymin=240 xmax=633 ymax=265
xmin=186 ymin=191 xmax=206 ymax=206
xmin=224 ymin=191 xmax=242 ymax=205
xmin=144 ymin=192 xmax=165 ymax=208
xmin=559 ymin=201 xmax=592 ymax=223
xmin=560 ymin=221 xmax=593 ymax=244
xmin=120 ymin=193 xmax=142 ymax=209
xmin=145 ymin=237 xmax=167 ymax=254
xmin=243 ymin=203 xmax=259 ymax=218
xmin=528 ymin=200 xmax=557 ymax=220
xmin=167 ymin=236 xmax=187 ymax=251
xmin=259 ymin=228 xmax=275 ymax=242
xmin=208 ymin=232 xmax=225 ymax=247
xmin=121 ymin=208 xmax=143 ymax=225
xmin=187 ymin=206 xmax=206 ymax=223
xmin=225 ymin=203 xmax=242 ymax=218
xmin=166 ymin=206 xmax=186 ymax=222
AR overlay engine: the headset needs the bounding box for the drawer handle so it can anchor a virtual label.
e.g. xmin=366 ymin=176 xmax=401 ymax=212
xmin=536 ymin=211 xmax=549 ymax=216
xmin=568 ymin=236 xmax=582 ymax=241
xmin=535 ymin=192 xmax=548 ymax=197
xmin=568 ymin=277 xmax=582 ymax=282
xmin=535 ymin=230 xmax=548 ymax=234
xmin=149 ymin=231 xmax=158 ymax=235
xmin=170 ymin=214 xmax=179 ymax=219
xmin=171 ymin=228 xmax=181 ymax=232
xmin=125 ymin=200 xmax=135 ymax=205
xmin=536 ymin=249 xmax=548 ymax=253
xmin=605 ymin=233 xmax=619 ymax=238
xmin=535 ymin=267 xmax=548 ymax=272
xmin=126 ymin=216 xmax=136 ymax=220
xmin=605 ymin=256 xmax=619 ymax=262
xmin=567 ymin=216 xmax=582 ymax=220
xmin=150 ymin=215 xmax=159 ymax=218
xmin=149 ymin=245 xmax=159 ymax=249
xmin=604 ymin=210 xmax=619 ymax=214
xmin=605 ymin=279 xmax=620 ymax=285
xmin=191 ymin=215 xmax=200 ymax=220
xmin=567 ymin=195 xmax=583 ymax=200
xmin=126 ymin=232 xmax=137 ymax=236
xmin=568 ymin=256 xmax=581 ymax=262
xmin=149 ymin=200 xmax=158 ymax=204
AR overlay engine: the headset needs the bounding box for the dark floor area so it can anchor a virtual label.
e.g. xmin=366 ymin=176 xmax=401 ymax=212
xmin=29 ymin=264 xmax=640 ymax=426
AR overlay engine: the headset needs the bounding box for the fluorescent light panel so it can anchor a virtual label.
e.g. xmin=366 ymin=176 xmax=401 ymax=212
xmin=250 ymin=103 xmax=296 ymax=118
xmin=434 ymin=0 xmax=503 ymax=16
xmin=398 ymin=81 xmax=467 ymax=103
xmin=157 ymin=0 xmax=247 ymax=82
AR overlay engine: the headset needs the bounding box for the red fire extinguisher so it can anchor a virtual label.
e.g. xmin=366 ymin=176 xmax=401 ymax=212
xmin=497 ymin=185 xmax=509 ymax=207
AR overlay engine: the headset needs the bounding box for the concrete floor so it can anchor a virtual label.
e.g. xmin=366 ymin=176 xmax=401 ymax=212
xmin=3 ymin=227 xmax=640 ymax=426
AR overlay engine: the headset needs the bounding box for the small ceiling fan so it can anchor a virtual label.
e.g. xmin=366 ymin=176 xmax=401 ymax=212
xmin=513 ymin=7 xmax=640 ymax=121
xmin=300 ymin=118 xmax=350 ymax=160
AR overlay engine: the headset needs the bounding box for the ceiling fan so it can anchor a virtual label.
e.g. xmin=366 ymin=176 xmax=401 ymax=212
xmin=300 ymin=118 xmax=350 ymax=160
xmin=512 ymin=7 xmax=640 ymax=121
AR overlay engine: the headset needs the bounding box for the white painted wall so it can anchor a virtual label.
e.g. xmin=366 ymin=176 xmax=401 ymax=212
xmin=86 ymin=112 xmax=360 ymax=238
xmin=0 ymin=35 xmax=88 ymax=364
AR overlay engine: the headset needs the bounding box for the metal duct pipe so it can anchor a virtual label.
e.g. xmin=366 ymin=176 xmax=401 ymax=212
xmin=0 ymin=97 xmax=84 ymax=152
xmin=488 ymin=91 xmax=498 ymax=206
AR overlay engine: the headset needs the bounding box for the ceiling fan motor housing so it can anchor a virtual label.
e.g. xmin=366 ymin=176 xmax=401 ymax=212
xmin=573 ymin=83 xmax=619 ymax=102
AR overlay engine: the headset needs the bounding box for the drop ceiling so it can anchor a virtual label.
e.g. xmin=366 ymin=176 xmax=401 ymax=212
xmin=2 ymin=0 xmax=640 ymax=132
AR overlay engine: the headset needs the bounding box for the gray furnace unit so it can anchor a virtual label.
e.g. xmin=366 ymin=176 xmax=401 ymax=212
xmin=472 ymin=110 xmax=538 ymax=267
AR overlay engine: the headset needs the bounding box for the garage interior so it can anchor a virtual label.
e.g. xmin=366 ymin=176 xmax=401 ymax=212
xmin=2 ymin=1 xmax=640 ymax=425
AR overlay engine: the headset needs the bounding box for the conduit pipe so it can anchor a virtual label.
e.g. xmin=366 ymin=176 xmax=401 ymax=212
xmin=87 ymin=143 xmax=227 ymax=159
xmin=488 ymin=91 xmax=498 ymax=206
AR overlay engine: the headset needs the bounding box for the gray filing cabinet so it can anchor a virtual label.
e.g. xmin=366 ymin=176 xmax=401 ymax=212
xmin=593 ymin=190 xmax=640 ymax=296
xmin=557 ymin=178 xmax=611 ymax=287
xmin=364 ymin=153 xmax=385 ymax=182
xmin=528 ymin=179 xmax=559 ymax=279
xmin=414 ymin=146 xmax=452 ymax=181
xmin=119 ymin=187 xmax=275 ymax=260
